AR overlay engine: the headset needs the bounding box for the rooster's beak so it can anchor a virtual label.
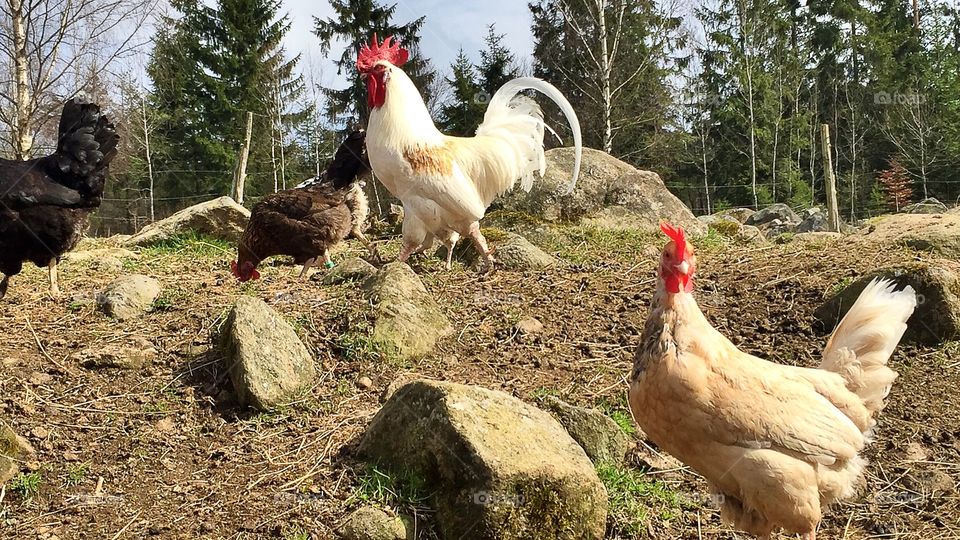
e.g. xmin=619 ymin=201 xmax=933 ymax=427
xmin=676 ymin=261 xmax=691 ymax=275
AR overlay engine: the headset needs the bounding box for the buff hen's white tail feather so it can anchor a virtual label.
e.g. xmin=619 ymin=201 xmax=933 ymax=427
xmin=476 ymin=77 xmax=583 ymax=194
xmin=820 ymin=278 xmax=917 ymax=422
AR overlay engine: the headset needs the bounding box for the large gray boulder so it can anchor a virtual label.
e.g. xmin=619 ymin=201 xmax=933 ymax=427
xmin=496 ymin=147 xmax=704 ymax=234
xmin=861 ymin=213 xmax=960 ymax=258
xmin=746 ymin=203 xmax=801 ymax=227
xmin=797 ymin=207 xmax=829 ymax=233
xmin=222 ymin=296 xmax=316 ymax=410
xmin=125 ymin=196 xmax=250 ymax=247
xmin=359 ymin=380 xmax=608 ymax=540
xmin=364 ymin=263 xmax=452 ymax=360
xmin=815 ymin=263 xmax=960 ymax=345
xmin=902 ymin=198 xmax=948 ymax=214
xmin=96 ymin=275 xmax=161 ymax=320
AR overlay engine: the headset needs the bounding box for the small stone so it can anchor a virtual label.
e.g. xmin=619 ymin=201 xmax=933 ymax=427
xmin=154 ymin=417 xmax=175 ymax=433
xmin=72 ymin=338 xmax=157 ymax=370
xmin=363 ymin=263 xmax=452 ymax=360
xmin=63 ymin=451 xmax=80 ymax=462
xmin=96 ymin=275 xmax=161 ymax=321
xmin=902 ymin=442 xmax=929 ymax=462
xmin=339 ymin=506 xmax=408 ymax=540
xmin=28 ymin=372 xmax=53 ymax=386
xmin=515 ymin=317 xmax=544 ymax=335
xmin=543 ymin=396 xmax=629 ymax=464
xmin=31 ymin=427 xmax=49 ymax=440
xmin=357 ymin=376 xmax=373 ymax=390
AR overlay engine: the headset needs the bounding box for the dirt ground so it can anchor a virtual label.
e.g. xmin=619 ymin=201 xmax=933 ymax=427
xmin=0 ymin=223 xmax=957 ymax=540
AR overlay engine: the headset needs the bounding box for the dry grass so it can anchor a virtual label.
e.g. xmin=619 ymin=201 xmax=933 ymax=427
xmin=0 ymin=225 xmax=957 ymax=539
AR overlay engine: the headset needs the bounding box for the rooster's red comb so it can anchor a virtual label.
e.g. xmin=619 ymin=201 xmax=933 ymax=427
xmin=660 ymin=222 xmax=687 ymax=253
xmin=357 ymin=34 xmax=409 ymax=73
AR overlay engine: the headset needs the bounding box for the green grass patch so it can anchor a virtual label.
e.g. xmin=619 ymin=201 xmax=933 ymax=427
xmin=595 ymin=395 xmax=637 ymax=438
xmin=63 ymin=463 xmax=89 ymax=487
xmin=699 ymin=226 xmax=731 ymax=250
xmin=10 ymin=471 xmax=43 ymax=500
xmin=597 ymin=462 xmax=692 ymax=538
xmin=347 ymin=464 xmax=430 ymax=510
xmin=540 ymin=225 xmax=659 ymax=265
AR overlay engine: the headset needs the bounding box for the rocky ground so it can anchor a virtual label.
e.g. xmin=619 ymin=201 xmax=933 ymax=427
xmin=1 ymin=211 xmax=959 ymax=540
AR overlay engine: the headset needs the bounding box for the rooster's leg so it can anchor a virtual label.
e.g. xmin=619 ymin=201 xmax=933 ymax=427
xmin=299 ymin=257 xmax=316 ymax=278
xmin=467 ymin=222 xmax=494 ymax=269
xmin=48 ymin=260 xmax=61 ymax=297
xmin=398 ymin=243 xmax=418 ymax=263
xmin=0 ymin=275 xmax=8 ymax=299
xmin=444 ymin=237 xmax=457 ymax=271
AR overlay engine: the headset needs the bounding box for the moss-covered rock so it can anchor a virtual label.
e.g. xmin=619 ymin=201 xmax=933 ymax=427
xmin=358 ymin=380 xmax=608 ymax=540
xmin=815 ymin=262 xmax=960 ymax=345
xmin=339 ymin=506 xmax=408 ymax=540
xmin=543 ymin=397 xmax=629 ymax=465
xmin=363 ymin=263 xmax=451 ymax=360
xmin=125 ymin=196 xmax=250 ymax=247
xmin=1 ymin=420 xmax=35 ymax=484
xmin=495 ymin=148 xmax=704 ymax=234
xmin=316 ymin=257 xmax=377 ymax=285
xmin=221 ymin=296 xmax=316 ymax=410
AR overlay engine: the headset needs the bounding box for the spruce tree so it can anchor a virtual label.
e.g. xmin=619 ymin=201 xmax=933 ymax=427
xmin=148 ymin=0 xmax=307 ymax=199
xmin=437 ymin=49 xmax=484 ymax=136
xmin=313 ymin=0 xmax=437 ymax=127
xmin=477 ymin=24 xmax=519 ymax=96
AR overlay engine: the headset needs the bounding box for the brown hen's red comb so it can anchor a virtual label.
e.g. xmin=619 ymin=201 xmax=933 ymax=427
xmin=660 ymin=222 xmax=686 ymax=254
xmin=357 ymin=34 xmax=409 ymax=73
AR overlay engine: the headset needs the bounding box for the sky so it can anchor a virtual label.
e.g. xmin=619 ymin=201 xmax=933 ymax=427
xmin=281 ymin=0 xmax=536 ymax=88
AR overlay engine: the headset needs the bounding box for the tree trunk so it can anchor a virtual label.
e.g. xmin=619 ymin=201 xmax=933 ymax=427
xmin=233 ymin=112 xmax=253 ymax=204
xmin=11 ymin=0 xmax=33 ymax=159
xmin=142 ymin=98 xmax=156 ymax=222
xmin=597 ymin=0 xmax=613 ymax=154
xmin=821 ymin=124 xmax=840 ymax=232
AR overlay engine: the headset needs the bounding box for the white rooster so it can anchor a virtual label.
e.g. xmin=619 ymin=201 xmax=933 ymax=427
xmin=358 ymin=35 xmax=582 ymax=269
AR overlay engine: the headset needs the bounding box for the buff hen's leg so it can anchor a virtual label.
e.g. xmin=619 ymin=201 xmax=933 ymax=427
xmin=466 ymin=222 xmax=494 ymax=269
xmin=48 ymin=260 xmax=61 ymax=297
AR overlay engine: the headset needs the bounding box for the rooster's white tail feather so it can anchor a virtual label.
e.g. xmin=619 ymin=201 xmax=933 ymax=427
xmin=477 ymin=77 xmax=583 ymax=195
xmin=820 ymin=278 xmax=916 ymax=419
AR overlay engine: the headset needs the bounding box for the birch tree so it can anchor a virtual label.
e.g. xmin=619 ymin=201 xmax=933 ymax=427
xmin=0 ymin=0 xmax=156 ymax=158
xmin=530 ymin=0 xmax=684 ymax=156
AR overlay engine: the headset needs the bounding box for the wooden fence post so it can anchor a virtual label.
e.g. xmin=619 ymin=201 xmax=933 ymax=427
xmin=820 ymin=124 xmax=840 ymax=232
xmin=233 ymin=111 xmax=253 ymax=204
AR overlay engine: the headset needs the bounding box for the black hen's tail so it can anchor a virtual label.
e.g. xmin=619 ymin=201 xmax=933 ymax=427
xmin=53 ymin=99 xmax=119 ymax=198
xmin=324 ymin=129 xmax=369 ymax=189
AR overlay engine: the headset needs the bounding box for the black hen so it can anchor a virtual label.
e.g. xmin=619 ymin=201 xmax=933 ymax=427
xmin=0 ymin=100 xmax=119 ymax=298
xmin=232 ymin=130 xmax=372 ymax=282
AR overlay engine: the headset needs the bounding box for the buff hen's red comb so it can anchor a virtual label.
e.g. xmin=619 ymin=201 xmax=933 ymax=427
xmin=357 ymin=34 xmax=409 ymax=73
xmin=660 ymin=222 xmax=687 ymax=254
